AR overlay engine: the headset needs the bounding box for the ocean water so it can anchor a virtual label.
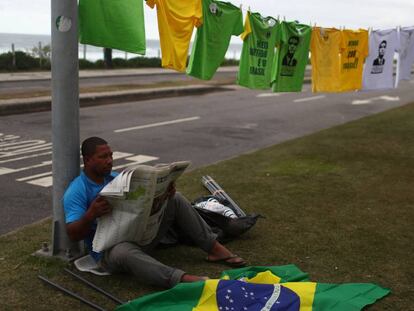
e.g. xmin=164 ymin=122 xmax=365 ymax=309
xmin=0 ymin=33 xmax=242 ymax=61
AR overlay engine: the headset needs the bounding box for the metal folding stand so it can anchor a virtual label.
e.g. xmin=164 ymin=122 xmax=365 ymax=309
xmin=38 ymin=275 xmax=106 ymax=311
xmin=201 ymin=175 xmax=246 ymax=217
xmin=64 ymin=268 xmax=126 ymax=305
xmin=38 ymin=269 xmax=126 ymax=310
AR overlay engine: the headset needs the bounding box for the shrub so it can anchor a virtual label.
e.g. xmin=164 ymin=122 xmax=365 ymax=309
xmin=0 ymin=51 xmax=50 ymax=71
xmin=112 ymin=57 xmax=129 ymax=68
xmin=127 ymin=57 xmax=161 ymax=68
xmin=78 ymin=59 xmax=96 ymax=69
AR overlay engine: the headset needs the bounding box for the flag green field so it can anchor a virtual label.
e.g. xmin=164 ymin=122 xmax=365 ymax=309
xmin=117 ymin=265 xmax=389 ymax=311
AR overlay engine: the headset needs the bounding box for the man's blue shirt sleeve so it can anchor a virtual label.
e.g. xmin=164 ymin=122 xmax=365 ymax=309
xmin=63 ymin=178 xmax=88 ymax=224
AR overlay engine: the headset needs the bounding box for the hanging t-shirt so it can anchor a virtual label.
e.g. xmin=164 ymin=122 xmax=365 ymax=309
xmin=146 ymin=0 xmax=202 ymax=72
xmin=187 ymin=0 xmax=243 ymax=80
xmin=79 ymin=0 xmax=146 ymax=54
xmin=397 ymin=26 xmax=414 ymax=82
xmin=362 ymin=28 xmax=400 ymax=90
xmin=310 ymin=27 xmax=343 ymax=92
xmin=271 ymin=21 xmax=312 ymax=92
xmin=338 ymin=29 xmax=369 ymax=91
xmin=237 ymin=12 xmax=279 ymax=89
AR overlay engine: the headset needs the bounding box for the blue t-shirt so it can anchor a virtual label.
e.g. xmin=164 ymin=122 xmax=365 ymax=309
xmin=63 ymin=171 xmax=118 ymax=261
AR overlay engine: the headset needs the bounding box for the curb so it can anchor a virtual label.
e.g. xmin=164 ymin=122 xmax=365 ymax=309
xmin=0 ymin=85 xmax=229 ymax=116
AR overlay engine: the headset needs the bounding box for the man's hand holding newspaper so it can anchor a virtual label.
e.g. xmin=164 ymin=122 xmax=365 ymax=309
xmin=92 ymin=162 xmax=189 ymax=252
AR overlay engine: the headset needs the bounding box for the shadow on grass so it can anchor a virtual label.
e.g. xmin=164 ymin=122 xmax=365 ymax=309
xmin=1 ymin=103 xmax=414 ymax=310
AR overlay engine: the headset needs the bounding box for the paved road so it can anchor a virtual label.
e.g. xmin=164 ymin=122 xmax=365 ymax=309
xmin=0 ymin=80 xmax=413 ymax=234
xmin=0 ymin=68 xmax=239 ymax=95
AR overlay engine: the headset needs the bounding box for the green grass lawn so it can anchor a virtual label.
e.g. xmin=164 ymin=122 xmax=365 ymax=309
xmin=1 ymin=102 xmax=413 ymax=310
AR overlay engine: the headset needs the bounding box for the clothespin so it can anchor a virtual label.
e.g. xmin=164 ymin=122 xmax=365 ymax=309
xmin=277 ymin=15 xmax=280 ymax=21
xmin=283 ymin=16 xmax=286 ymax=21
xmin=239 ymin=4 xmax=242 ymax=11
xmin=248 ymin=6 xmax=250 ymax=12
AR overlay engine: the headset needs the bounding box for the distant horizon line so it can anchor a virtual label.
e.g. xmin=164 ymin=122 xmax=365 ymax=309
xmin=0 ymin=32 xmax=161 ymax=41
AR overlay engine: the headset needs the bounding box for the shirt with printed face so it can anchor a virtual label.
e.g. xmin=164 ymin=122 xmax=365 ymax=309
xmin=338 ymin=29 xmax=369 ymax=91
xmin=79 ymin=0 xmax=146 ymax=54
xmin=397 ymin=26 xmax=414 ymax=82
xmin=271 ymin=21 xmax=312 ymax=92
xmin=146 ymin=0 xmax=202 ymax=72
xmin=362 ymin=28 xmax=400 ymax=90
xmin=310 ymin=27 xmax=343 ymax=92
xmin=187 ymin=0 xmax=243 ymax=80
xmin=237 ymin=12 xmax=279 ymax=89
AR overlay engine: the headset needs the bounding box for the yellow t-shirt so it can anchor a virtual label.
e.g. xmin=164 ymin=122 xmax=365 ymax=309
xmin=310 ymin=27 xmax=342 ymax=92
xmin=147 ymin=0 xmax=202 ymax=72
xmin=339 ymin=29 xmax=369 ymax=91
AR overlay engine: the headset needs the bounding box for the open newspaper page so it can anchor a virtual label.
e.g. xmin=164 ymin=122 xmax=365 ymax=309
xmin=92 ymin=161 xmax=190 ymax=252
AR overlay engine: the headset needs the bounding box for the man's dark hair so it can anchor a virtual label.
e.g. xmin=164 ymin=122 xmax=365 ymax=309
xmin=81 ymin=137 xmax=108 ymax=158
xmin=379 ymin=40 xmax=387 ymax=48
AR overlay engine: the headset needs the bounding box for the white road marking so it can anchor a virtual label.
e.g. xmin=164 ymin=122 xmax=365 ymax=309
xmin=352 ymin=99 xmax=371 ymax=105
xmin=0 ymin=140 xmax=46 ymax=149
xmin=0 ymin=160 xmax=52 ymax=176
xmin=114 ymin=116 xmax=200 ymax=133
xmin=0 ymin=135 xmax=20 ymax=142
xmin=17 ymin=151 xmax=133 ymax=182
xmin=293 ymin=95 xmax=326 ymax=103
xmin=26 ymin=176 xmax=55 ymax=188
xmin=26 ymin=154 xmax=159 ymax=188
xmin=0 ymin=144 xmax=52 ymax=158
xmin=0 ymin=151 xmax=52 ymax=164
xmin=17 ymin=171 xmax=54 ymax=182
xmin=256 ymin=93 xmax=282 ymax=98
xmin=380 ymin=95 xmax=400 ymax=101
xmin=352 ymin=95 xmax=400 ymax=105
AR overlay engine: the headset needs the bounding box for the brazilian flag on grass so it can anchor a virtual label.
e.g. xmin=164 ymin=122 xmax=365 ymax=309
xmin=117 ymin=265 xmax=390 ymax=311
xmin=79 ymin=0 xmax=146 ymax=54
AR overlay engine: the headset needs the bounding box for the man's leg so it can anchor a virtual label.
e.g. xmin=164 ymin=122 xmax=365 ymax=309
xmin=151 ymin=193 xmax=246 ymax=266
xmin=149 ymin=192 xmax=216 ymax=252
xmin=102 ymin=241 xmax=185 ymax=288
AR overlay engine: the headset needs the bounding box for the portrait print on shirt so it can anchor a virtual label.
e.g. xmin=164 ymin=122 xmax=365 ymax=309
xmin=209 ymin=3 xmax=222 ymax=16
xmin=281 ymin=35 xmax=299 ymax=77
xmin=371 ymin=40 xmax=387 ymax=74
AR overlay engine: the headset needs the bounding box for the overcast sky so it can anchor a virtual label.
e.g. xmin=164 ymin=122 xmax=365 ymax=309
xmin=1 ymin=0 xmax=413 ymax=39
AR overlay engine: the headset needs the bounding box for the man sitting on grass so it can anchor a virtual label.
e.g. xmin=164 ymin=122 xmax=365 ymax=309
xmin=63 ymin=137 xmax=246 ymax=288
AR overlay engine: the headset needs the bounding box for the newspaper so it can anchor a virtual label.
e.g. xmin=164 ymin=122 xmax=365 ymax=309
xmin=92 ymin=161 xmax=190 ymax=252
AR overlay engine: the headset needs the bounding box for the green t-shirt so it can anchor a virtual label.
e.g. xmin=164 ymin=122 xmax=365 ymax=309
xmin=271 ymin=21 xmax=311 ymax=92
xmin=187 ymin=0 xmax=243 ymax=80
xmin=237 ymin=12 xmax=279 ymax=89
xmin=79 ymin=0 xmax=146 ymax=54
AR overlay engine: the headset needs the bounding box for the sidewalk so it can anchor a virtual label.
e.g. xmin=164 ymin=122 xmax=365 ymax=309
xmin=0 ymin=66 xmax=240 ymax=82
xmin=0 ymin=66 xmax=243 ymax=116
xmin=0 ymin=66 xmax=314 ymax=116
xmin=0 ymin=84 xmax=230 ymax=116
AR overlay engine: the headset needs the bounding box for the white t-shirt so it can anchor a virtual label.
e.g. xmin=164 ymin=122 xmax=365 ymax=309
xmin=397 ymin=26 xmax=414 ymax=82
xmin=363 ymin=29 xmax=400 ymax=90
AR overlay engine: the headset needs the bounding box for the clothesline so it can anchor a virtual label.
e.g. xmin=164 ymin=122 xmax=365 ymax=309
xmin=78 ymin=0 xmax=414 ymax=93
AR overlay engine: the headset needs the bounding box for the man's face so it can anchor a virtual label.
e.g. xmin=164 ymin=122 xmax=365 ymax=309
xmin=379 ymin=42 xmax=386 ymax=57
xmin=288 ymin=38 xmax=299 ymax=54
xmin=85 ymin=144 xmax=113 ymax=176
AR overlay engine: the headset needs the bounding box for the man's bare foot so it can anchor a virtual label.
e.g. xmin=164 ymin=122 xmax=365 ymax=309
xmin=206 ymin=241 xmax=246 ymax=267
xmin=181 ymin=274 xmax=209 ymax=283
